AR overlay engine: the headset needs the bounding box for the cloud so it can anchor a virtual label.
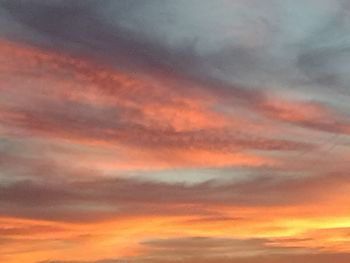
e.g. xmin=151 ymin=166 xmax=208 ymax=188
xmin=139 ymin=236 xmax=304 ymax=257
xmin=38 ymin=253 xmax=350 ymax=263
xmin=1 ymin=168 xmax=349 ymax=222
xmin=37 ymin=236 xmax=350 ymax=263
xmin=1 ymin=0 xmax=349 ymax=101
xmin=258 ymin=98 xmax=350 ymax=134
xmin=1 ymin=1 xmax=350 ymax=262
xmin=1 ymin=39 xmax=326 ymax=174
xmin=296 ymin=0 xmax=350 ymax=94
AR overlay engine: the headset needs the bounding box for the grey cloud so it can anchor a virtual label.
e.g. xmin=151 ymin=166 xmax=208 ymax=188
xmin=0 ymin=0 xmax=202 ymax=78
xmin=37 ymin=235 xmax=350 ymax=263
xmin=37 ymin=253 xmax=350 ymax=263
xmin=296 ymin=1 xmax=350 ymax=96
xmin=0 ymin=0 xmax=289 ymax=105
xmin=1 ymin=169 xmax=349 ymax=222
xmin=2 ymin=0 xmax=348 ymax=111
xmin=140 ymin=236 xmax=290 ymax=257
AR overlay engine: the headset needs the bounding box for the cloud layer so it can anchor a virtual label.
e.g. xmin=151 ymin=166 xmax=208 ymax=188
xmin=1 ymin=1 xmax=350 ymax=263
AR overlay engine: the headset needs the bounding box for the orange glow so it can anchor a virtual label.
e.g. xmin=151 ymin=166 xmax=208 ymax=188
xmin=1 ymin=8 xmax=350 ymax=262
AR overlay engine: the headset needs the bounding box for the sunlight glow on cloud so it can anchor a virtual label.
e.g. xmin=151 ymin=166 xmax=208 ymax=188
xmin=1 ymin=1 xmax=350 ymax=263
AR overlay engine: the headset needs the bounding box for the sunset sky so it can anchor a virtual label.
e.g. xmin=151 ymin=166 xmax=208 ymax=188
xmin=1 ymin=1 xmax=350 ymax=262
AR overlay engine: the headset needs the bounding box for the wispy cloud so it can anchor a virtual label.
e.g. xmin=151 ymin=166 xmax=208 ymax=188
xmin=1 ymin=1 xmax=350 ymax=263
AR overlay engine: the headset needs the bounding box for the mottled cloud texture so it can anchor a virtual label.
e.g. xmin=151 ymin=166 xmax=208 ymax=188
xmin=1 ymin=1 xmax=350 ymax=262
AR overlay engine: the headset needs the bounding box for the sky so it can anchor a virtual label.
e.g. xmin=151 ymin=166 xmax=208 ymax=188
xmin=1 ymin=0 xmax=350 ymax=262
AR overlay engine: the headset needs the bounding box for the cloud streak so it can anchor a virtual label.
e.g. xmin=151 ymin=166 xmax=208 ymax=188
xmin=1 ymin=1 xmax=350 ymax=263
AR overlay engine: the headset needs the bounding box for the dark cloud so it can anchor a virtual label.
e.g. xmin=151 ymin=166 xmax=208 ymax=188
xmin=0 ymin=0 xmax=270 ymax=108
xmin=0 ymin=0 xmax=200 ymax=77
xmin=37 ymin=236 xmax=350 ymax=263
xmin=4 ymin=0 xmax=350 ymax=139
xmin=140 ymin=236 xmax=294 ymax=257
xmin=0 ymin=168 xmax=348 ymax=222
xmin=296 ymin=2 xmax=350 ymax=94
xmin=0 ymin=224 xmax=65 ymax=236
xmin=2 ymin=0 xmax=349 ymax=104
xmin=298 ymin=46 xmax=350 ymax=94
xmin=37 ymin=253 xmax=350 ymax=263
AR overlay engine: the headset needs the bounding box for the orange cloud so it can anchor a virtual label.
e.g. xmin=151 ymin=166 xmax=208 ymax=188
xmin=1 ymin=36 xmax=350 ymax=263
